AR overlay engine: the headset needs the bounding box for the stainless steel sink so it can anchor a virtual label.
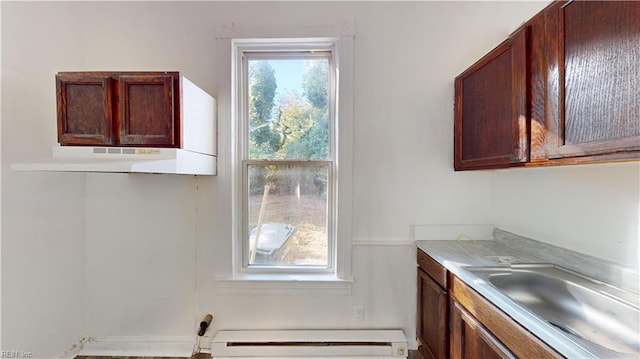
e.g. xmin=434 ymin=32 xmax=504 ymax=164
xmin=465 ymin=264 xmax=640 ymax=358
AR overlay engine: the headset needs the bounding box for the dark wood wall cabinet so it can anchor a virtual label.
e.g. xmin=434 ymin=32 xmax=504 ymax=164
xmin=454 ymin=1 xmax=640 ymax=170
xmin=454 ymin=27 xmax=529 ymax=170
xmin=56 ymin=71 xmax=216 ymax=155
xmin=416 ymin=249 xmax=562 ymax=359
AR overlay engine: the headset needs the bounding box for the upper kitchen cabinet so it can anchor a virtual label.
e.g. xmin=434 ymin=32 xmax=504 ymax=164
xmin=56 ymin=71 xmax=216 ymax=155
xmin=455 ymin=1 xmax=640 ymax=171
xmin=56 ymin=73 xmax=115 ymax=146
xmin=454 ymin=27 xmax=529 ymax=170
xmin=544 ymin=1 xmax=640 ymax=161
xmin=117 ymin=74 xmax=176 ymax=146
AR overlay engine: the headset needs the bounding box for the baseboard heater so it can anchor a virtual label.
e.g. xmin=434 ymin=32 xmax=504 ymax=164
xmin=211 ymin=330 xmax=408 ymax=358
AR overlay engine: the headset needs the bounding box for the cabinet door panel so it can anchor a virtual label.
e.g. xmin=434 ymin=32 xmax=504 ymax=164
xmin=118 ymin=75 xmax=176 ymax=146
xmin=450 ymin=276 xmax=563 ymax=359
xmin=450 ymin=301 xmax=516 ymax=359
xmin=454 ymin=27 xmax=529 ymax=170
xmin=546 ymin=1 xmax=640 ymax=158
xmin=417 ymin=268 xmax=448 ymax=359
xmin=57 ymin=74 xmax=113 ymax=145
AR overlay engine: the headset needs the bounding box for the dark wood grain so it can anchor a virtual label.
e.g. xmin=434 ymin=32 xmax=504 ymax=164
xmin=417 ymin=268 xmax=448 ymax=359
xmin=449 ymin=275 xmax=563 ymax=359
xmin=528 ymin=12 xmax=548 ymax=162
xmin=118 ymin=74 xmax=175 ymax=146
xmin=462 ymin=49 xmax=512 ymax=158
xmin=56 ymin=71 xmax=181 ymax=148
xmin=454 ymin=26 xmax=529 ymax=170
xmin=450 ymin=300 xmax=516 ymax=359
xmin=56 ymin=74 xmax=113 ymax=145
xmin=545 ymin=1 xmax=640 ymax=159
xmin=417 ymin=249 xmax=447 ymax=289
xmin=457 ymin=1 xmax=640 ymax=170
xmin=564 ymin=1 xmax=640 ymax=144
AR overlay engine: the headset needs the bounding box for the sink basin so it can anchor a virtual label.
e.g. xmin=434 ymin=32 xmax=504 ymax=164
xmin=466 ymin=264 xmax=640 ymax=357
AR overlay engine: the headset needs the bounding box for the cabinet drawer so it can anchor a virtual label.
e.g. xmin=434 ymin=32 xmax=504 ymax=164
xmin=417 ymin=249 xmax=447 ymax=289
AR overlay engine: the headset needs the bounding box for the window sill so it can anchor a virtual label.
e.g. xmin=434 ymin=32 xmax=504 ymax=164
xmin=213 ymin=273 xmax=354 ymax=295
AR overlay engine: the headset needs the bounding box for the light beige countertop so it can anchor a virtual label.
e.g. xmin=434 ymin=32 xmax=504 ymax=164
xmin=417 ymin=229 xmax=639 ymax=359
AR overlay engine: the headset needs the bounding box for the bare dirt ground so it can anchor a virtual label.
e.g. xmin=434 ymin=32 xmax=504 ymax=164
xmin=249 ymin=193 xmax=328 ymax=265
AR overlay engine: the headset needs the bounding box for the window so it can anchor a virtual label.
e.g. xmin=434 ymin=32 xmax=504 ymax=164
xmin=233 ymin=39 xmax=341 ymax=274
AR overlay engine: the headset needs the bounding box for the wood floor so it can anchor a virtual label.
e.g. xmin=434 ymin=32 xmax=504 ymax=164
xmin=76 ymin=350 xmax=423 ymax=359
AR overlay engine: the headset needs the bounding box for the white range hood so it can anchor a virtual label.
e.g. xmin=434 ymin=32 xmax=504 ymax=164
xmin=12 ymin=145 xmax=217 ymax=175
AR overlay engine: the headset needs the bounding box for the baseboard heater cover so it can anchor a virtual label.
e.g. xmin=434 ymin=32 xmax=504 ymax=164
xmin=211 ymin=329 xmax=408 ymax=358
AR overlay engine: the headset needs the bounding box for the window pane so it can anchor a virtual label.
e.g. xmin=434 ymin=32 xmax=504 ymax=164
xmin=247 ymin=164 xmax=329 ymax=266
xmin=247 ymin=57 xmax=329 ymax=160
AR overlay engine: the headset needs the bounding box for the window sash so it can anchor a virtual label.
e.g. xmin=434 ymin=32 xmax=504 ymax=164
xmin=241 ymin=160 xmax=334 ymax=272
xmin=241 ymin=50 xmax=336 ymax=161
xmin=243 ymin=51 xmax=333 ymax=62
xmin=237 ymin=44 xmax=338 ymax=274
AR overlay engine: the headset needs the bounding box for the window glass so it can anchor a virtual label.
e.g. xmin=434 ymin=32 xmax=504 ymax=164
xmin=242 ymin=52 xmax=333 ymax=270
xmin=247 ymin=58 xmax=330 ymax=160
xmin=247 ymin=164 xmax=329 ymax=266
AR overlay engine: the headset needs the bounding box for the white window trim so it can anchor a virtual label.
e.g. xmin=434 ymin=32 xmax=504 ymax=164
xmin=237 ymin=43 xmax=336 ymax=275
xmin=214 ymin=21 xmax=355 ymax=288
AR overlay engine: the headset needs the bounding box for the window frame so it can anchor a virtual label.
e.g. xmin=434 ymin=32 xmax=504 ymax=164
xmin=233 ymin=39 xmax=340 ymax=275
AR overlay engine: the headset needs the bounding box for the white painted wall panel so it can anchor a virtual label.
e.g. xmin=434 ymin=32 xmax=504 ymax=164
xmin=1 ymin=3 xmax=88 ymax=357
xmin=1 ymin=173 xmax=85 ymax=358
xmin=83 ymin=173 xmax=197 ymax=337
xmin=492 ymin=162 xmax=640 ymax=270
xmin=204 ymin=244 xmax=416 ymax=337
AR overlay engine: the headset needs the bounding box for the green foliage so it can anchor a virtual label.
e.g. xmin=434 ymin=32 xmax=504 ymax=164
xmin=274 ymin=92 xmax=314 ymax=159
xmin=248 ymin=61 xmax=280 ymax=158
xmin=248 ymin=58 xmax=330 ymax=197
xmin=285 ymin=109 xmax=328 ymax=160
xmin=249 ymin=61 xmax=276 ymax=122
xmin=283 ymin=60 xmax=329 ymax=160
xmin=302 ymin=60 xmax=329 ymax=111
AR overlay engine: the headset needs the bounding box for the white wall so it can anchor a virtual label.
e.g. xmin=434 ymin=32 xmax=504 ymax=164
xmin=1 ymin=3 xmax=87 ymax=357
xmin=13 ymin=1 xmax=637 ymax=358
xmin=83 ymin=174 xmax=198 ymax=337
xmin=198 ymin=0 xmax=548 ymax=349
xmin=492 ymin=162 xmax=640 ymax=269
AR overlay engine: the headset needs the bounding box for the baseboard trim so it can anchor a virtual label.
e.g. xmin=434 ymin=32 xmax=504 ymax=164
xmin=77 ymin=336 xmax=195 ymax=357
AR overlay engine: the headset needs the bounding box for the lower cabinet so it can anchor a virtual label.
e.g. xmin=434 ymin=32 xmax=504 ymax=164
xmin=450 ymin=300 xmax=515 ymax=359
xmin=417 ymin=268 xmax=448 ymax=359
xmin=417 ymin=249 xmax=562 ymax=359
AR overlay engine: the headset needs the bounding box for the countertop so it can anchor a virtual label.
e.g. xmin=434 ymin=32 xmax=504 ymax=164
xmin=417 ymin=229 xmax=639 ymax=359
